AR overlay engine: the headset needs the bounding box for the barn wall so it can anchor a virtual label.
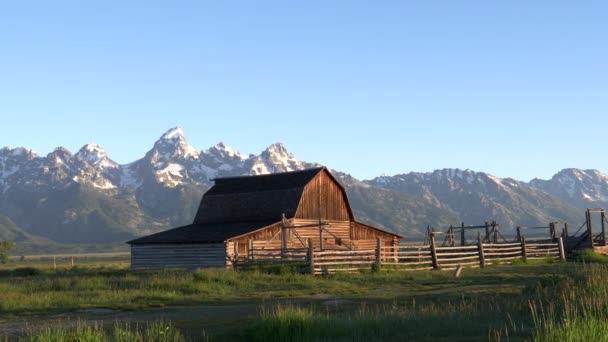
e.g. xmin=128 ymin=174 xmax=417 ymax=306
xmin=291 ymin=219 xmax=351 ymax=249
xmin=228 ymin=221 xmax=284 ymax=255
xmin=226 ymin=219 xmax=399 ymax=254
xmin=351 ymin=222 xmax=400 ymax=247
xmin=130 ymin=243 xmax=227 ymax=269
xmin=295 ymin=170 xmax=351 ymax=221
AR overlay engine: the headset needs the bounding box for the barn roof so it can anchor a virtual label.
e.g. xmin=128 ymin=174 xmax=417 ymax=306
xmin=192 ymin=167 xmax=325 ymax=224
xmin=128 ymin=220 xmax=278 ymax=244
xmin=127 ymin=167 xmax=401 ymax=245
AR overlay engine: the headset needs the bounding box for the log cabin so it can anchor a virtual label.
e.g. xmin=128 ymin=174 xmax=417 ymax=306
xmin=127 ymin=167 xmax=401 ymax=269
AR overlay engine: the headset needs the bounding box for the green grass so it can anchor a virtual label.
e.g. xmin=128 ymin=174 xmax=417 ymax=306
xmin=575 ymin=249 xmax=608 ymax=263
xmin=18 ymin=321 xmax=190 ymax=342
xmin=4 ymin=257 xmax=608 ymax=340
xmin=240 ymin=263 xmax=608 ymax=341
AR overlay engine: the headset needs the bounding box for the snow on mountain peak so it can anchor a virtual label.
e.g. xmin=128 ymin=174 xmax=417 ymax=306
xmin=75 ymin=143 xmax=117 ymax=169
xmin=160 ymin=127 xmax=185 ymax=141
xmin=266 ymin=142 xmax=289 ymax=155
xmin=207 ymin=142 xmax=246 ymax=160
xmin=153 ymin=127 xmax=198 ymax=160
xmin=247 ymin=142 xmax=306 ymax=175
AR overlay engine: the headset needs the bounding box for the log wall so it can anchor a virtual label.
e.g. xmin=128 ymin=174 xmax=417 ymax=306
xmin=130 ymin=243 xmax=227 ymax=269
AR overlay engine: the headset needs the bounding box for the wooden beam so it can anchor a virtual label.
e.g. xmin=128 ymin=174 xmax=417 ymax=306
xmin=602 ymin=212 xmax=606 ymax=246
xmin=308 ymin=238 xmax=315 ymax=275
xmin=461 ymin=223 xmax=465 ymax=246
xmin=430 ymin=234 xmax=438 ymax=269
xmin=558 ymin=236 xmax=566 ymax=261
xmin=478 ymin=232 xmax=485 ymax=267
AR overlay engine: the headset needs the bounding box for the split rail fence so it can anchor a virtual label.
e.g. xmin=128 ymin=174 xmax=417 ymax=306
xmin=307 ymin=236 xmax=565 ymax=275
xmin=232 ymin=236 xmax=565 ymax=275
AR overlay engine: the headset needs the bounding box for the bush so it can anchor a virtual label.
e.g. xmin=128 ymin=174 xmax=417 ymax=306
xmin=0 ymin=241 xmax=14 ymax=264
xmin=12 ymin=267 xmax=42 ymax=277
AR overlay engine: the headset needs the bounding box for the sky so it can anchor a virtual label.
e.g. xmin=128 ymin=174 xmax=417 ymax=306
xmin=0 ymin=1 xmax=607 ymax=181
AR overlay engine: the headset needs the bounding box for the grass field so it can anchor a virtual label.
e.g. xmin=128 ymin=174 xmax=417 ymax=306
xmin=1 ymin=255 xmax=608 ymax=341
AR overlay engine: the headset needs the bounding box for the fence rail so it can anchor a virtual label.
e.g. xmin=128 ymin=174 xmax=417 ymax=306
xmin=232 ymin=236 xmax=565 ymax=275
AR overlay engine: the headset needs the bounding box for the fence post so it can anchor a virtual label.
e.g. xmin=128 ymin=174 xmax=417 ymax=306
xmin=602 ymin=212 xmax=606 ymax=246
xmin=587 ymin=210 xmax=594 ymax=247
xmin=308 ymin=238 xmax=315 ymax=275
xmin=558 ymin=236 xmax=566 ymax=261
xmin=376 ymin=238 xmax=382 ymax=268
xmin=319 ymin=219 xmax=324 ymax=251
xmin=70 ymin=256 xmax=74 ymax=267
xmin=430 ymin=234 xmax=439 ymax=269
xmin=460 ymin=223 xmax=465 ymax=246
xmin=53 ymin=256 xmax=56 ymax=270
xmin=521 ymin=235 xmax=527 ymax=261
xmin=477 ymin=232 xmax=485 ymax=268
xmin=248 ymin=239 xmax=253 ymax=262
xmin=516 ymin=227 xmax=521 ymax=242
xmin=233 ymin=241 xmax=239 ymax=267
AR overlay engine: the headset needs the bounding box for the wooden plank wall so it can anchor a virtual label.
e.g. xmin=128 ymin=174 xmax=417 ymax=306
xmin=351 ymin=221 xmax=400 ymax=247
xmin=293 ymin=219 xmax=350 ymax=249
xmin=131 ymin=243 xmax=227 ymax=269
xmin=295 ymin=171 xmax=351 ymax=221
xmin=229 ymin=221 xmax=284 ymax=255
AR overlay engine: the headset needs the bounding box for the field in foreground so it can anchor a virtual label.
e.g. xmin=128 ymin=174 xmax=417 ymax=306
xmin=1 ymin=256 xmax=608 ymax=341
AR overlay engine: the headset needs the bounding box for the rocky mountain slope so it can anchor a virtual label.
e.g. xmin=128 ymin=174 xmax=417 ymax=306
xmin=0 ymin=127 xmax=601 ymax=246
xmin=367 ymin=169 xmax=583 ymax=232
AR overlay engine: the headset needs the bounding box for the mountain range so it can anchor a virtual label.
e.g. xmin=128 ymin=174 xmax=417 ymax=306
xmin=1 ymin=127 xmax=605 ymax=252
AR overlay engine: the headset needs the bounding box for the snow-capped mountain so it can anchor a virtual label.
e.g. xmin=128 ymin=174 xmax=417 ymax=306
xmin=0 ymin=127 xmax=603 ymax=247
xmin=367 ymin=169 xmax=582 ymax=230
xmin=0 ymin=128 xmax=323 ymax=244
xmin=530 ymin=169 xmax=608 ymax=208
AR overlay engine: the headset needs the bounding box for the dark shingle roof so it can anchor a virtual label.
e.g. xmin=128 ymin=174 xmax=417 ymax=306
xmin=128 ymin=168 xmax=325 ymax=244
xmin=128 ymin=220 xmax=278 ymax=244
xmin=193 ymin=167 xmax=324 ymax=224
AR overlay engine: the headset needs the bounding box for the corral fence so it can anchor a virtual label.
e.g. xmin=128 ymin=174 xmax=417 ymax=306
xmin=232 ymin=235 xmax=565 ymax=275
xmin=8 ymin=252 xmax=130 ymax=269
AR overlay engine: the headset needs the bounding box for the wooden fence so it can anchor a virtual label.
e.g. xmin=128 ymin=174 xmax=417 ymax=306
xmin=230 ymin=235 xmax=565 ymax=274
xmin=311 ymin=249 xmax=376 ymax=275
xmin=308 ymin=237 xmax=565 ymax=275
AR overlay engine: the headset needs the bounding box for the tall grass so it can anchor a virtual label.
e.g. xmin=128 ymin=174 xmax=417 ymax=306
xmin=5 ymin=261 xmax=608 ymax=340
xmin=19 ymin=321 xmax=189 ymax=342
xmin=242 ymin=263 xmax=608 ymax=341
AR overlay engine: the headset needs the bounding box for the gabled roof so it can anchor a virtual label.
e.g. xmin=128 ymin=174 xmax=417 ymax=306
xmin=128 ymin=220 xmax=278 ymax=244
xmin=127 ymin=167 xmax=401 ymax=245
xmin=193 ymin=167 xmax=325 ymax=224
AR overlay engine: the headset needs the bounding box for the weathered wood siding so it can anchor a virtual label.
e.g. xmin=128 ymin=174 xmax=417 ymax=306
xmin=131 ymin=243 xmax=227 ymax=269
xmin=351 ymin=221 xmax=400 ymax=247
xmin=228 ymin=221 xmax=285 ymax=255
xmin=295 ymin=170 xmax=352 ymax=221
xmin=291 ymin=219 xmax=351 ymax=249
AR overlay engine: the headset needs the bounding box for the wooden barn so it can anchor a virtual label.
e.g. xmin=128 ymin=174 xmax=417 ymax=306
xmin=128 ymin=167 xmax=401 ymax=269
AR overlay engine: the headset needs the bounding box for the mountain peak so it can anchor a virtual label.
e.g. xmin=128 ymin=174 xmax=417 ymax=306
xmin=75 ymin=143 xmax=117 ymax=169
xmin=207 ymin=142 xmax=245 ymax=160
xmin=159 ymin=127 xmax=185 ymax=141
xmin=152 ymin=127 xmax=198 ymax=160
xmin=265 ymin=142 xmax=288 ymax=155
xmin=0 ymin=147 xmax=38 ymax=159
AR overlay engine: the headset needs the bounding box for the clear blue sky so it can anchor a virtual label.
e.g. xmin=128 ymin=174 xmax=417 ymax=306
xmin=1 ymin=1 xmax=606 ymax=181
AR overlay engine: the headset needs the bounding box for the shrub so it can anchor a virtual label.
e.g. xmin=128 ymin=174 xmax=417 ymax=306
xmin=12 ymin=267 xmax=42 ymax=277
xmin=0 ymin=241 xmax=14 ymax=264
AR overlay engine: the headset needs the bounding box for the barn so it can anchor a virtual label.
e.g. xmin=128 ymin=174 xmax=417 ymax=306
xmin=127 ymin=167 xmax=401 ymax=269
